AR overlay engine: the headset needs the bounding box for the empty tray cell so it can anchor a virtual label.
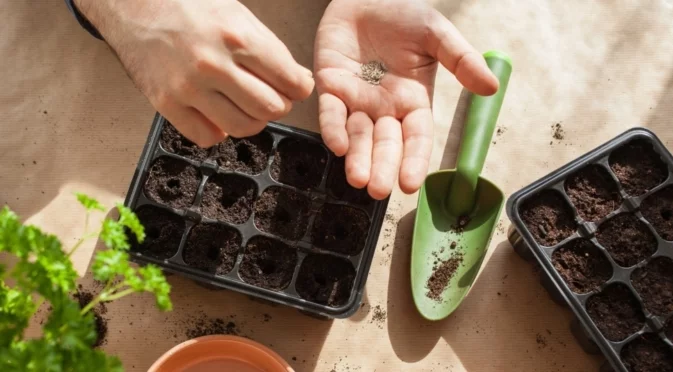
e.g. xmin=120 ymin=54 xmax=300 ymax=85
xmin=552 ymin=239 xmax=612 ymax=294
xmin=586 ymin=284 xmax=646 ymax=342
xmin=311 ymin=204 xmax=370 ymax=255
xmin=519 ymin=189 xmax=577 ymax=246
xmin=201 ymin=174 xmax=257 ymax=225
xmin=596 ymin=213 xmax=657 ymax=267
xmin=631 ymin=257 xmax=673 ymax=316
xmin=130 ymin=205 xmax=185 ymax=260
xmin=213 ymin=132 xmax=273 ymax=175
xmin=270 ymin=138 xmax=327 ymax=190
xmin=565 ymin=164 xmax=622 ymax=222
xmin=609 ymin=139 xmax=668 ymax=197
xmin=621 ymin=333 xmax=673 ymax=372
xmin=640 ymin=185 xmax=673 ymax=241
xmin=239 ymin=236 xmax=297 ymax=291
xmin=183 ymin=223 xmax=241 ymax=276
xmin=326 ymin=156 xmax=373 ymax=205
xmin=254 ymin=186 xmax=310 ymax=240
xmin=296 ymin=254 xmax=356 ymax=307
xmin=160 ymin=122 xmax=210 ymax=161
xmin=144 ymin=156 xmax=200 ymax=209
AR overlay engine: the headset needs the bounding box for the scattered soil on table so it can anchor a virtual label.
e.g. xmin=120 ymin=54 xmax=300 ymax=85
xmin=160 ymin=122 xmax=210 ymax=161
xmin=358 ymin=61 xmax=387 ymax=85
xmin=596 ymin=213 xmax=657 ymax=267
xmin=426 ymin=252 xmax=464 ymax=302
xmin=552 ymin=239 xmax=612 ymax=294
xmin=213 ymin=132 xmax=273 ymax=175
xmin=254 ymin=187 xmax=311 ymax=240
xmin=586 ymin=284 xmax=645 ymax=341
xmin=74 ymin=287 xmax=107 ymax=348
xmin=130 ymin=206 xmax=185 ymax=259
xmin=519 ymin=189 xmax=577 ymax=246
xmin=270 ymin=139 xmax=327 ymax=190
xmin=183 ymin=224 xmax=241 ymax=276
xmin=609 ymin=139 xmax=667 ymax=196
xmin=641 ymin=185 xmax=673 ymax=241
xmin=326 ymin=156 xmax=373 ymax=206
xmin=621 ymin=333 xmax=673 ymax=372
xmin=551 ymin=123 xmax=565 ymax=140
xmin=296 ymin=254 xmax=356 ymax=307
xmin=631 ymin=257 xmax=673 ymax=316
xmin=239 ymin=237 xmax=297 ymax=291
xmin=201 ymin=174 xmax=257 ymax=224
xmin=536 ymin=333 xmax=548 ymax=349
xmin=185 ymin=314 xmax=240 ymax=339
xmin=312 ymin=204 xmax=370 ymax=255
xmin=565 ymin=164 xmax=622 ymax=222
xmin=370 ymin=305 xmax=387 ymax=329
xmin=144 ymin=157 xmax=200 ymax=209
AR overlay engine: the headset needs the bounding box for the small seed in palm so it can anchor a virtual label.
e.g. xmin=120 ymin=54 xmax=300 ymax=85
xmin=358 ymin=61 xmax=387 ymax=85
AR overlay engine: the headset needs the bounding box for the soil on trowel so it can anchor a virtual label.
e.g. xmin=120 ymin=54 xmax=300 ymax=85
xmin=270 ymin=139 xmax=327 ymax=190
xmin=609 ymin=139 xmax=667 ymax=197
xmin=201 ymin=174 xmax=257 ymax=224
xmin=129 ymin=206 xmax=185 ymax=260
xmin=183 ymin=224 xmax=241 ymax=276
xmin=586 ymin=284 xmax=646 ymax=341
xmin=519 ymin=189 xmax=577 ymax=246
xmin=552 ymin=239 xmax=612 ymax=294
xmin=160 ymin=122 xmax=210 ymax=161
xmin=631 ymin=257 xmax=673 ymax=316
xmin=426 ymin=252 xmax=464 ymax=302
xmin=565 ymin=164 xmax=622 ymax=222
xmin=144 ymin=156 xmax=200 ymax=209
xmin=311 ymin=204 xmax=370 ymax=255
xmin=74 ymin=287 xmax=108 ymax=348
xmin=254 ymin=187 xmax=311 ymax=240
xmin=326 ymin=156 xmax=373 ymax=206
xmin=239 ymin=237 xmax=297 ymax=291
xmin=596 ymin=213 xmax=657 ymax=267
xmin=213 ymin=132 xmax=273 ymax=175
xmin=621 ymin=333 xmax=673 ymax=372
xmin=640 ymin=185 xmax=673 ymax=241
xmin=295 ymin=254 xmax=356 ymax=307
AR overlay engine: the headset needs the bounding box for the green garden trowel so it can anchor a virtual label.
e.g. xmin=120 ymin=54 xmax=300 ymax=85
xmin=411 ymin=51 xmax=512 ymax=321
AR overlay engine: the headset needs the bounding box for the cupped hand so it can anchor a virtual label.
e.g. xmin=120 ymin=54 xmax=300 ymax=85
xmin=76 ymin=0 xmax=314 ymax=147
xmin=315 ymin=0 xmax=499 ymax=199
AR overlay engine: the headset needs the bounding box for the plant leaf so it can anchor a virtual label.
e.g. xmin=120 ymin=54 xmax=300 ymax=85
xmin=75 ymin=193 xmax=105 ymax=212
xmin=116 ymin=204 xmax=144 ymax=243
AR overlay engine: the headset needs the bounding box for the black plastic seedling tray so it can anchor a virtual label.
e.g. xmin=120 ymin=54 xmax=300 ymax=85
xmin=123 ymin=113 xmax=389 ymax=319
xmin=506 ymin=127 xmax=673 ymax=371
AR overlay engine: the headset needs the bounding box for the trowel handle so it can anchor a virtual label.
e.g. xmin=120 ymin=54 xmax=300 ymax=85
xmin=446 ymin=50 xmax=512 ymax=217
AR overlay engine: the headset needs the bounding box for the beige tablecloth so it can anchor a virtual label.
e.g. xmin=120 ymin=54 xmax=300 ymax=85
xmin=2 ymin=0 xmax=673 ymax=371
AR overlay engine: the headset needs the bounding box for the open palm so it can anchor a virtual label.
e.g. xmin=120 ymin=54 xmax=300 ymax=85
xmin=315 ymin=0 xmax=498 ymax=199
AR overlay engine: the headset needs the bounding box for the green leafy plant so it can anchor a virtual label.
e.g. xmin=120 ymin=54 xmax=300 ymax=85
xmin=0 ymin=193 xmax=172 ymax=372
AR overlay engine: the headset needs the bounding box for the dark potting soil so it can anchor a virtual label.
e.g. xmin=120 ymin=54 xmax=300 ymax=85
xmin=213 ymin=132 xmax=273 ymax=175
xmin=295 ymin=254 xmax=356 ymax=307
xmin=596 ymin=213 xmax=657 ymax=267
xmin=609 ymin=139 xmax=667 ymax=197
xmin=586 ymin=284 xmax=646 ymax=341
xmin=270 ymin=139 xmax=327 ymax=190
xmin=631 ymin=257 xmax=673 ymax=316
xmin=311 ymin=204 xmax=370 ymax=255
xmin=426 ymin=253 xmax=464 ymax=302
xmin=326 ymin=156 xmax=373 ymax=206
xmin=183 ymin=224 xmax=241 ymax=276
xmin=665 ymin=318 xmax=673 ymax=341
xmin=254 ymin=187 xmax=310 ymax=240
xmin=621 ymin=333 xmax=673 ymax=372
xmin=552 ymin=239 xmax=612 ymax=294
xmin=74 ymin=289 xmax=107 ymax=348
xmin=130 ymin=206 xmax=185 ymax=259
xmin=519 ymin=189 xmax=577 ymax=246
xmin=185 ymin=315 xmax=240 ymax=339
xmin=641 ymin=186 xmax=673 ymax=241
xmin=144 ymin=157 xmax=200 ymax=209
xmin=565 ymin=164 xmax=622 ymax=222
xmin=239 ymin=237 xmax=297 ymax=291
xmin=201 ymin=174 xmax=256 ymax=224
xmin=160 ymin=122 xmax=210 ymax=161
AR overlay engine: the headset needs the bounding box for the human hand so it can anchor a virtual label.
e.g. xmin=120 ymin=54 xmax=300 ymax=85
xmin=75 ymin=0 xmax=314 ymax=146
xmin=315 ymin=0 xmax=499 ymax=199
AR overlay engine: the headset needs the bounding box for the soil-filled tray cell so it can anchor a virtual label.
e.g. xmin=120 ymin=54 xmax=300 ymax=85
xmin=552 ymin=239 xmax=612 ymax=294
xmin=326 ymin=156 xmax=373 ymax=206
xmin=130 ymin=206 xmax=185 ymax=260
xmin=254 ymin=187 xmax=311 ymax=240
xmin=596 ymin=213 xmax=657 ymax=268
xmin=239 ymin=236 xmax=297 ymax=291
xmin=201 ymin=174 xmax=257 ymax=225
xmin=295 ymin=254 xmax=356 ymax=307
xmin=183 ymin=224 xmax=241 ymax=276
xmin=311 ymin=204 xmax=370 ymax=256
xmin=586 ymin=284 xmax=646 ymax=342
xmin=621 ymin=333 xmax=673 ymax=372
xmin=565 ymin=164 xmax=622 ymax=222
xmin=609 ymin=139 xmax=668 ymax=197
xmin=640 ymin=186 xmax=673 ymax=241
xmin=212 ymin=132 xmax=273 ymax=175
xmin=270 ymin=138 xmax=327 ymax=190
xmin=631 ymin=257 xmax=673 ymax=316
xmin=159 ymin=122 xmax=210 ymax=161
xmin=519 ymin=189 xmax=577 ymax=246
xmin=144 ymin=156 xmax=200 ymax=209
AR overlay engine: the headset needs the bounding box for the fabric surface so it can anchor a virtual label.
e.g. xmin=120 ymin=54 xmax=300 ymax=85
xmin=3 ymin=0 xmax=673 ymax=371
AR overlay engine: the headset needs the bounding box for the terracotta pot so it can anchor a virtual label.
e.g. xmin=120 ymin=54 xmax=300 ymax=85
xmin=148 ymin=335 xmax=294 ymax=372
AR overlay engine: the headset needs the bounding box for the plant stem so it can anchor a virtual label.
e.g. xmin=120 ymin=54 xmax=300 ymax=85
xmin=79 ymin=283 xmax=132 ymax=315
xmin=101 ymin=288 xmax=135 ymax=302
xmin=67 ymin=232 xmax=98 ymax=258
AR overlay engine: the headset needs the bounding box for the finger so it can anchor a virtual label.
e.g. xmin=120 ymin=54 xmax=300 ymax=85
xmin=319 ymin=93 xmax=349 ymax=156
xmin=196 ymin=90 xmax=267 ymax=138
xmin=428 ymin=11 xmax=499 ymax=96
xmin=399 ymin=108 xmax=433 ymax=194
xmin=368 ymin=117 xmax=403 ymax=200
xmin=164 ymin=106 xmax=228 ymax=148
xmin=345 ymin=112 xmax=374 ymax=189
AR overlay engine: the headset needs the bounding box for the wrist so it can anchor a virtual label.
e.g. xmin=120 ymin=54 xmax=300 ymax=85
xmin=72 ymin=0 xmax=107 ymax=39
